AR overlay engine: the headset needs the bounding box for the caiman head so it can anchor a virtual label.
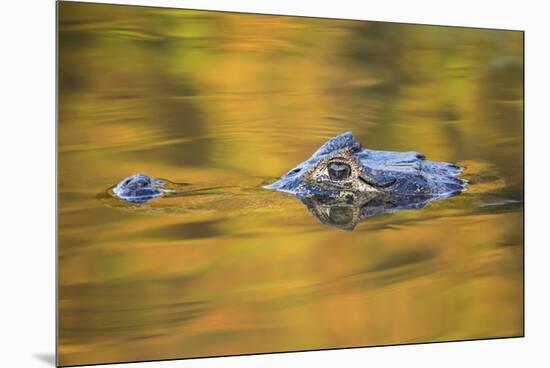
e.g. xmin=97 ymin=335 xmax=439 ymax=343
xmin=264 ymin=131 xmax=466 ymax=201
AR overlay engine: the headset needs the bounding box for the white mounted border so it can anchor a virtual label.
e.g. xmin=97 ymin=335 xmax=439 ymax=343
xmin=1 ymin=1 xmax=547 ymax=368
xmin=60 ymin=0 xmax=525 ymax=31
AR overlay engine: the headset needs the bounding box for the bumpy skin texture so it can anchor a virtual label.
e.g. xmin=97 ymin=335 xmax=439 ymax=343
xmin=112 ymin=173 xmax=166 ymax=204
xmin=265 ymin=131 xmax=466 ymax=199
xmin=265 ymin=131 xmax=466 ymax=228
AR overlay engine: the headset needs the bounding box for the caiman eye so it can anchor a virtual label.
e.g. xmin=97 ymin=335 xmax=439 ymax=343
xmin=327 ymin=162 xmax=351 ymax=181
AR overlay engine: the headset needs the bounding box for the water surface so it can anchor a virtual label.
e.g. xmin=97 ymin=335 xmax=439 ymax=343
xmin=58 ymin=3 xmax=523 ymax=366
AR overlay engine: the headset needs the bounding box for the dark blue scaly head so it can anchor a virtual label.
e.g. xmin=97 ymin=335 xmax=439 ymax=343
xmin=264 ymin=131 xmax=467 ymax=200
xmin=263 ymin=131 xmax=374 ymax=198
xmin=112 ymin=173 xmax=165 ymax=204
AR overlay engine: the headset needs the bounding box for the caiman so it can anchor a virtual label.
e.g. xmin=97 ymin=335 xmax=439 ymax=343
xmin=107 ymin=132 xmax=486 ymax=230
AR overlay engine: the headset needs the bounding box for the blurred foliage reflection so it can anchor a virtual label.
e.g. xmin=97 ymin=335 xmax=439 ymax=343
xmin=58 ymin=3 xmax=523 ymax=366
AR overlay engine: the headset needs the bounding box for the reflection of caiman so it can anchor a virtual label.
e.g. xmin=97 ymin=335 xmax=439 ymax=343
xmin=264 ymin=131 xmax=468 ymax=229
xmin=299 ymin=193 xmax=454 ymax=230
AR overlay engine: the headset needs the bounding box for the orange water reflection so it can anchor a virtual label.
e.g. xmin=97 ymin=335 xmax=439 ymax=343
xmin=58 ymin=2 xmax=523 ymax=366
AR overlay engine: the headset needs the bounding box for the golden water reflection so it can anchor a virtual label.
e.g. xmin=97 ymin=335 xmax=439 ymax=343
xmin=58 ymin=3 xmax=523 ymax=366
